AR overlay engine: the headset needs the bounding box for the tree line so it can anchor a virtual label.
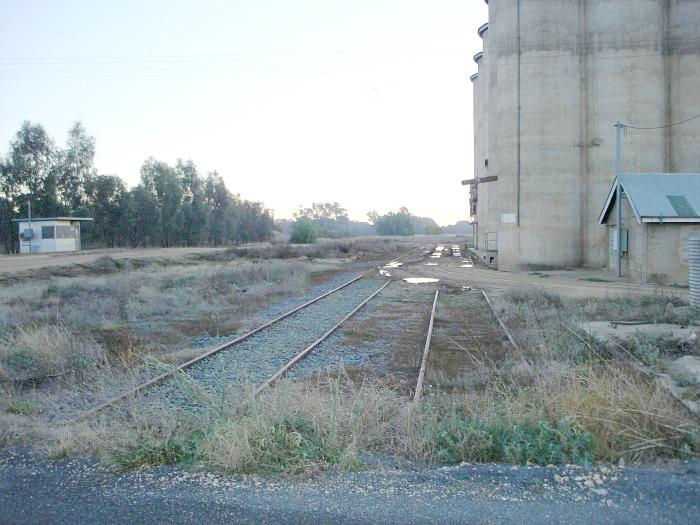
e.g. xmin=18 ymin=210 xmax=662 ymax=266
xmin=282 ymin=203 xmax=445 ymax=242
xmin=0 ymin=121 xmax=274 ymax=253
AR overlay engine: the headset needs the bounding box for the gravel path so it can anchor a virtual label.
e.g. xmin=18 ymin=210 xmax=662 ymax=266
xmin=142 ymin=278 xmax=386 ymax=408
xmin=2 ymin=449 xmax=698 ymax=524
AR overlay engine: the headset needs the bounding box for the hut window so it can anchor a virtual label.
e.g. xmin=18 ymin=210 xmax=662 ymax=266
xmin=41 ymin=225 xmax=55 ymax=239
xmin=56 ymin=225 xmax=76 ymax=238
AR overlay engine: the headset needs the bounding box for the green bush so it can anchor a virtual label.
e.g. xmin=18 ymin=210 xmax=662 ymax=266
xmin=114 ymin=434 xmax=202 ymax=469
xmin=433 ymin=414 xmax=594 ymax=465
xmin=289 ymin=218 xmax=317 ymax=244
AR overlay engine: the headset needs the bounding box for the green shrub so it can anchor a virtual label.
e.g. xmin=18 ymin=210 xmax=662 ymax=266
xmin=432 ymin=413 xmax=594 ymax=465
xmin=6 ymin=400 xmax=43 ymax=416
xmin=289 ymin=218 xmax=318 ymax=244
xmin=114 ymin=434 xmax=202 ymax=469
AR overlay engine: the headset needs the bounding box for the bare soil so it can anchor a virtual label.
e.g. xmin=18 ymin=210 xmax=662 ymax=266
xmin=0 ymin=247 xmax=227 ymax=275
xmin=389 ymin=252 xmax=689 ymax=300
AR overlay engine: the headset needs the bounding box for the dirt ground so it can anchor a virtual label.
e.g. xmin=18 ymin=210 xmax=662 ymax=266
xmin=0 ymin=247 xmax=227 ymax=274
xmin=387 ymin=251 xmax=690 ymax=300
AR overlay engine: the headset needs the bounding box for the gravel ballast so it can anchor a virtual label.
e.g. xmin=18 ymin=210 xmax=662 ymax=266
xmin=142 ymin=277 xmax=386 ymax=408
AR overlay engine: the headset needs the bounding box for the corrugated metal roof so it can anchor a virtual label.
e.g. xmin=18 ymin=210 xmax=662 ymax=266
xmin=599 ymin=173 xmax=700 ymax=224
xmin=11 ymin=217 xmax=93 ymax=222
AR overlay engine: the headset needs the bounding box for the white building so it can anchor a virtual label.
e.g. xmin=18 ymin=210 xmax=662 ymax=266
xmin=13 ymin=217 xmax=93 ymax=254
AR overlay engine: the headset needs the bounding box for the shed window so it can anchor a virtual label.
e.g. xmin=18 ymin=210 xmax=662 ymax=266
xmin=41 ymin=225 xmax=55 ymax=239
xmin=56 ymin=225 xmax=76 ymax=238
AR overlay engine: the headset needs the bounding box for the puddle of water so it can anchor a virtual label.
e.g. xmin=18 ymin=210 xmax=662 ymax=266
xmin=379 ymin=269 xmax=392 ymax=277
xmin=435 ymin=246 xmax=445 ymax=251
xmin=403 ymin=277 xmax=440 ymax=284
xmin=453 ymin=252 xmax=462 ymax=257
xmin=425 ymin=262 xmax=438 ymax=266
xmin=384 ymin=261 xmax=403 ymax=269
xmin=460 ymin=264 xmax=473 ymax=268
xmin=430 ymin=255 xmax=441 ymax=259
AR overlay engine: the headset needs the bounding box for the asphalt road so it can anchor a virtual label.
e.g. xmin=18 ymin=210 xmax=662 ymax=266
xmin=1 ymin=449 xmax=698 ymax=524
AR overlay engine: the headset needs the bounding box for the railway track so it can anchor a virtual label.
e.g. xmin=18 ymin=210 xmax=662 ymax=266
xmin=412 ymin=285 xmax=514 ymax=399
xmin=77 ymin=243 xmax=520 ymax=419
xmin=78 ymin=274 xmax=389 ymax=419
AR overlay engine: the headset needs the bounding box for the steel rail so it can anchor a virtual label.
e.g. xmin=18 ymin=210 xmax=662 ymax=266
xmin=75 ymin=274 xmax=365 ymax=421
xmin=481 ymin=290 xmax=520 ymax=351
xmin=413 ymin=289 xmax=439 ymax=402
xmin=254 ymin=280 xmax=391 ymax=395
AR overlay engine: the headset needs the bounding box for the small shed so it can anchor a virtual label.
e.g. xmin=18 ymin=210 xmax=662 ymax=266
xmin=12 ymin=217 xmax=93 ymax=254
xmin=598 ymin=173 xmax=700 ymax=285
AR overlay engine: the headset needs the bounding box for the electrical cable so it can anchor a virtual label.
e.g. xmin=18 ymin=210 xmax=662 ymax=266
xmin=624 ymin=114 xmax=700 ymax=130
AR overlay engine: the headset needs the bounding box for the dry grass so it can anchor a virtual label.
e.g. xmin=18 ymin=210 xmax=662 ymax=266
xmin=2 ymin=249 xmax=697 ymax=473
xmin=38 ymin=362 xmax=697 ymax=475
xmin=0 ymin=258 xmax=314 ymax=375
xmin=489 ymin=288 xmax=699 ymax=462
xmin=0 ymin=325 xmax=104 ymax=382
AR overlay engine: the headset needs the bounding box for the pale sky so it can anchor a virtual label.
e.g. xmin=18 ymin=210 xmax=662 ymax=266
xmin=0 ymin=0 xmax=487 ymax=225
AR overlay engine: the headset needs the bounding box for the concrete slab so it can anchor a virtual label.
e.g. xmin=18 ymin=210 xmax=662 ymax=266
xmin=580 ymin=322 xmax=698 ymax=343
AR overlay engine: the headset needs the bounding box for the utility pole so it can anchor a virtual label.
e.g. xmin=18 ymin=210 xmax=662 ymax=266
xmin=27 ymin=199 xmax=32 ymax=254
xmin=614 ymin=122 xmax=625 ymax=277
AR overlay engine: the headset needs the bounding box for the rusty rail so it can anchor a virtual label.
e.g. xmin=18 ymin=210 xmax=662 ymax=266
xmin=75 ymin=274 xmax=365 ymax=421
xmin=481 ymin=289 xmax=519 ymax=351
xmin=254 ymin=280 xmax=391 ymax=395
xmin=413 ymin=289 xmax=439 ymax=402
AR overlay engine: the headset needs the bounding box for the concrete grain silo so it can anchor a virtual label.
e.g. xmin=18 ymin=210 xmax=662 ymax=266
xmin=582 ymin=0 xmax=670 ymax=269
xmin=670 ymin=0 xmax=700 ymax=175
xmin=470 ymin=69 xmax=482 ymax=243
xmin=467 ymin=0 xmax=700 ymax=271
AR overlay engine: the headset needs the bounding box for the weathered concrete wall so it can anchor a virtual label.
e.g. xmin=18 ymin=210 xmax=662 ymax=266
xmin=669 ymin=0 xmax=700 ymax=174
xmin=604 ymin=196 xmax=647 ymax=280
xmin=471 ymin=0 xmax=700 ymax=271
xmin=471 ymin=25 xmax=499 ymax=253
xmin=481 ymin=26 xmax=500 ymax=250
xmin=582 ymin=0 xmax=670 ymax=268
xmin=471 ymin=71 xmax=481 ymax=247
xmin=645 ymin=224 xmax=700 ymax=285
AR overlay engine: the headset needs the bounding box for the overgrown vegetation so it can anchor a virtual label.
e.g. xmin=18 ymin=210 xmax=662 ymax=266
xmin=0 ymin=257 xmax=315 ymax=383
xmin=1 ymin=257 xmax=697 ymax=475
xmin=40 ymin=365 xmax=697 ymax=475
xmin=0 ymin=325 xmax=103 ymax=382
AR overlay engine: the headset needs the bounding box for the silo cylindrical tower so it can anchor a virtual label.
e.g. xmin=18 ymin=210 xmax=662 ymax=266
xmin=669 ymin=0 xmax=700 ymax=174
xmin=582 ymin=0 xmax=670 ymax=270
xmin=492 ymin=0 xmax=583 ymax=269
xmin=479 ymin=22 xmax=500 ymax=252
xmin=473 ymin=50 xmax=491 ymax=251
xmin=470 ymin=69 xmax=482 ymax=247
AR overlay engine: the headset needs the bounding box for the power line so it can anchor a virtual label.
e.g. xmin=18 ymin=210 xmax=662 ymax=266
xmin=625 ymin=114 xmax=700 ymax=130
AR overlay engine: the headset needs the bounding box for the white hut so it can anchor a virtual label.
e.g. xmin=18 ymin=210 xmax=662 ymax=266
xmin=13 ymin=217 xmax=93 ymax=254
